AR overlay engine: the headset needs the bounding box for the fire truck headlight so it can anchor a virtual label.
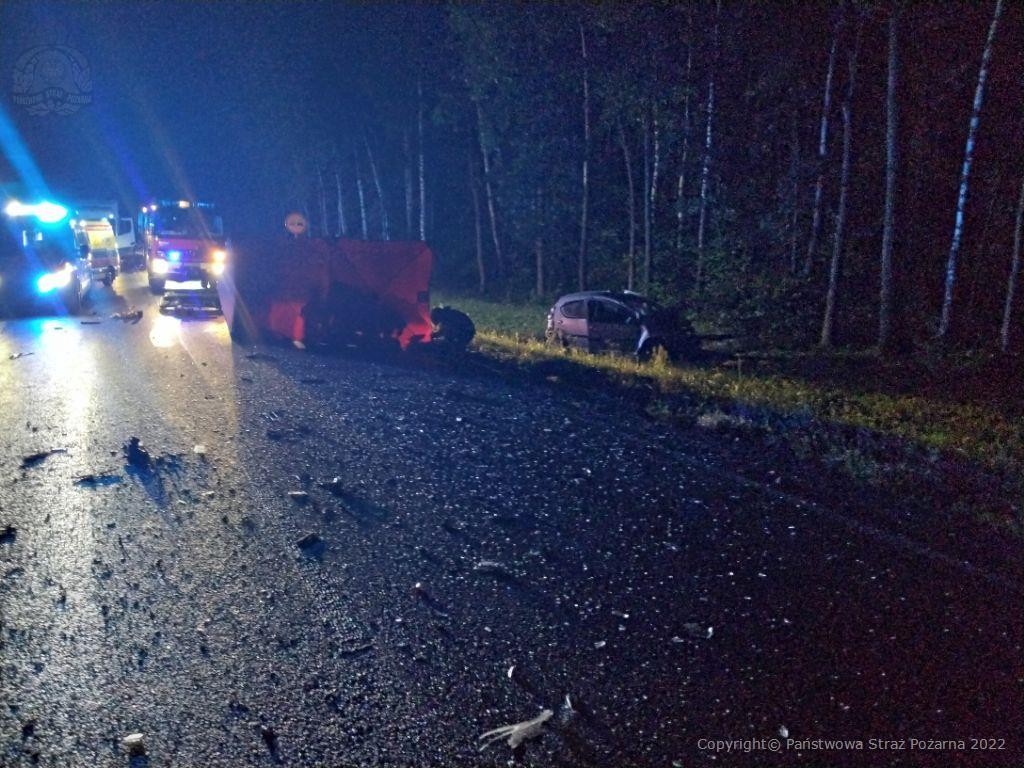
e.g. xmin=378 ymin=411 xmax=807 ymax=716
xmin=210 ymin=261 xmax=226 ymax=276
xmin=151 ymin=258 xmax=169 ymax=275
xmin=212 ymin=249 xmax=227 ymax=263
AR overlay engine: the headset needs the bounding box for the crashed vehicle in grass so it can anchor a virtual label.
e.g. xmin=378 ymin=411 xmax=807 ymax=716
xmin=218 ymin=234 xmax=474 ymax=352
xmin=545 ymin=290 xmax=700 ymax=360
xmin=0 ymin=199 xmax=92 ymax=316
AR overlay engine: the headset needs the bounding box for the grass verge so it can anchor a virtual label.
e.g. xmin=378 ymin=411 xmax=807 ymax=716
xmin=436 ymin=292 xmax=1024 ymax=537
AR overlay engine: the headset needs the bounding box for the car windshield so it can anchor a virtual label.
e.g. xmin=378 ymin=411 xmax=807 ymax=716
xmin=153 ymin=208 xmax=224 ymax=238
xmin=0 ymin=220 xmax=75 ymax=267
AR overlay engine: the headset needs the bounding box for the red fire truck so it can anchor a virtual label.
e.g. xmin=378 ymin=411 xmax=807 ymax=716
xmin=139 ymin=200 xmax=227 ymax=294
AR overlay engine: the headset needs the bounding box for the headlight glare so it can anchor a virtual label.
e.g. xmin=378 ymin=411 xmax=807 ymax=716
xmin=151 ymin=258 xmax=169 ymax=275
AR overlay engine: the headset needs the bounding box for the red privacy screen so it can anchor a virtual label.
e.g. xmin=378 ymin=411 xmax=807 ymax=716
xmin=225 ymin=236 xmax=433 ymax=348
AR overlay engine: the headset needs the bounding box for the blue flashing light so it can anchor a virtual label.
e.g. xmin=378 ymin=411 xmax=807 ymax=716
xmin=37 ymin=265 xmax=73 ymax=294
xmin=167 ymin=250 xmax=182 ymax=262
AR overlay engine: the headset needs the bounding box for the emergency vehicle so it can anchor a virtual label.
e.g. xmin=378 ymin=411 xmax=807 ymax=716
xmin=139 ymin=200 xmax=227 ymax=294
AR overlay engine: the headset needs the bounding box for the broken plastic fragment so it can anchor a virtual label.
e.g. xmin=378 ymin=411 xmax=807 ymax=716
xmin=478 ymin=709 xmax=553 ymax=751
xmin=121 ymin=733 xmax=145 ymax=754
xmin=779 ymin=725 xmax=789 ymax=738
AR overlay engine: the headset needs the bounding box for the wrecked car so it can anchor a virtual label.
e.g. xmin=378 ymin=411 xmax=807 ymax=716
xmin=545 ymin=290 xmax=700 ymax=361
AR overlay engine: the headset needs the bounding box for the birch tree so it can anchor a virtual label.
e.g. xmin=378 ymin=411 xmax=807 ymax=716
xmin=404 ymin=129 xmax=414 ymax=237
xmin=475 ymin=101 xmax=504 ymax=280
xmin=618 ymin=118 xmax=637 ymax=291
xmin=577 ymin=19 xmax=591 ymax=291
xmin=334 ymin=166 xmax=348 ymax=237
xmin=418 ymin=79 xmax=426 ymax=241
xmin=364 ymin=134 xmax=389 ymax=240
xmin=804 ymin=6 xmax=844 ymax=276
xmin=938 ymin=0 xmax=1004 ymax=339
xmin=645 ymin=106 xmax=660 ymax=291
xmin=354 ymin=145 xmax=368 ymax=239
xmin=317 ymin=165 xmax=328 ymax=237
xmin=675 ymin=12 xmax=694 ymax=257
xmin=1001 ymin=173 xmax=1024 ymax=352
xmin=468 ymin=152 xmax=486 ymax=294
xmin=878 ymin=4 xmax=899 ymax=350
xmin=695 ymin=0 xmax=720 ymax=293
xmin=820 ymin=15 xmax=861 ymax=348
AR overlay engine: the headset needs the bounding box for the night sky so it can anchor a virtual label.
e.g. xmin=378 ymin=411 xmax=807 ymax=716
xmin=0 ymin=1 xmax=446 ymax=233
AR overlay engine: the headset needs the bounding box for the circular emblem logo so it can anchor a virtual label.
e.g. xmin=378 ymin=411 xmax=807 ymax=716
xmin=284 ymin=212 xmax=309 ymax=236
xmin=12 ymin=43 xmax=92 ymax=116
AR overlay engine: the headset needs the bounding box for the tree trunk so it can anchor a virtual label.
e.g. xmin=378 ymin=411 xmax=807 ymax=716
xmin=1000 ymin=173 xmax=1024 ymax=352
xmin=334 ymin=168 xmax=347 ymax=237
xmin=676 ymin=11 xmax=693 ymax=255
xmin=364 ymin=134 xmax=389 ymax=240
xmin=618 ymin=119 xmax=637 ymax=291
xmin=804 ymin=7 xmax=844 ymax=276
xmin=317 ymin=166 xmax=328 ymax=238
xmin=878 ymin=5 xmax=899 ymax=350
xmin=695 ymin=1 xmax=720 ymax=294
xmin=787 ymin=109 xmax=802 ymax=275
xmin=468 ymin=153 xmax=485 ymax=294
xmin=418 ymin=79 xmax=427 ymax=241
xmin=642 ymin=112 xmax=652 ymax=291
xmin=577 ymin=20 xmax=591 ymax=292
xmin=475 ymin=100 xmax=504 ymax=280
xmin=404 ymin=129 xmax=414 ymax=238
xmin=534 ymin=185 xmax=545 ymax=298
xmin=647 ymin=105 xmax=660 ymax=288
xmin=820 ymin=17 xmax=861 ymax=349
xmin=354 ymin=146 xmax=368 ymax=239
xmin=938 ymin=0 xmax=1004 ymax=339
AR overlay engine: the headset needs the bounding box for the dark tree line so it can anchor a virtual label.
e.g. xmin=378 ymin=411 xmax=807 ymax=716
xmin=287 ymin=1 xmax=1024 ymax=352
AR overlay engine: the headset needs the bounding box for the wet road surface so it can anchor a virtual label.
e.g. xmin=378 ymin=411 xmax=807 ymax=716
xmin=1 ymin=273 xmax=1022 ymax=766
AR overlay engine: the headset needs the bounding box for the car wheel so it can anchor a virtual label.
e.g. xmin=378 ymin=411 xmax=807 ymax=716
xmin=149 ymin=275 xmax=166 ymax=294
xmin=64 ymin=278 xmax=83 ymax=315
xmin=430 ymin=306 xmax=475 ymax=350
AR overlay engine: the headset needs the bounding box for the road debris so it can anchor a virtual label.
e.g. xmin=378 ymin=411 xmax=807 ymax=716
xmin=193 ymin=444 xmax=207 ymax=458
xmin=779 ymin=725 xmax=789 ymax=738
xmin=478 ymin=709 xmax=554 ymax=751
xmin=80 ymin=319 xmax=102 ymax=325
xmin=121 ymin=732 xmax=146 ymax=755
xmin=8 ymin=351 xmax=34 ymax=360
xmin=112 ymin=308 xmax=143 ymax=323
xmin=473 ymin=560 xmax=513 ymax=579
xmin=259 ymin=725 xmax=278 ymax=755
xmin=0 ymin=525 xmax=16 ymax=545
xmin=21 ymin=448 xmax=66 ymax=468
xmin=124 ymin=437 xmax=152 ymax=470
xmin=318 ymin=476 xmax=345 ymax=496
xmin=288 ymin=490 xmax=310 ymax=503
xmin=673 ymin=623 xmax=714 ymax=642
xmin=296 ymin=532 xmax=325 ymax=558
xmin=74 ymin=472 xmax=122 ymax=487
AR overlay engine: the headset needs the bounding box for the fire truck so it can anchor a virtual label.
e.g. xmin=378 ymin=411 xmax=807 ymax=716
xmin=139 ymin=200 xmax=227 ymax=294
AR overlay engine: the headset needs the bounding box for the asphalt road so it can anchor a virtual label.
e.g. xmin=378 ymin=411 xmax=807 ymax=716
xmin=1 ymin=272 xmax=1021 ymax=767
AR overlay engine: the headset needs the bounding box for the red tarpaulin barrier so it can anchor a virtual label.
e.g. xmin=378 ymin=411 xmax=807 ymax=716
xmin=223 ymin=237 xmax=433 ymax=348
